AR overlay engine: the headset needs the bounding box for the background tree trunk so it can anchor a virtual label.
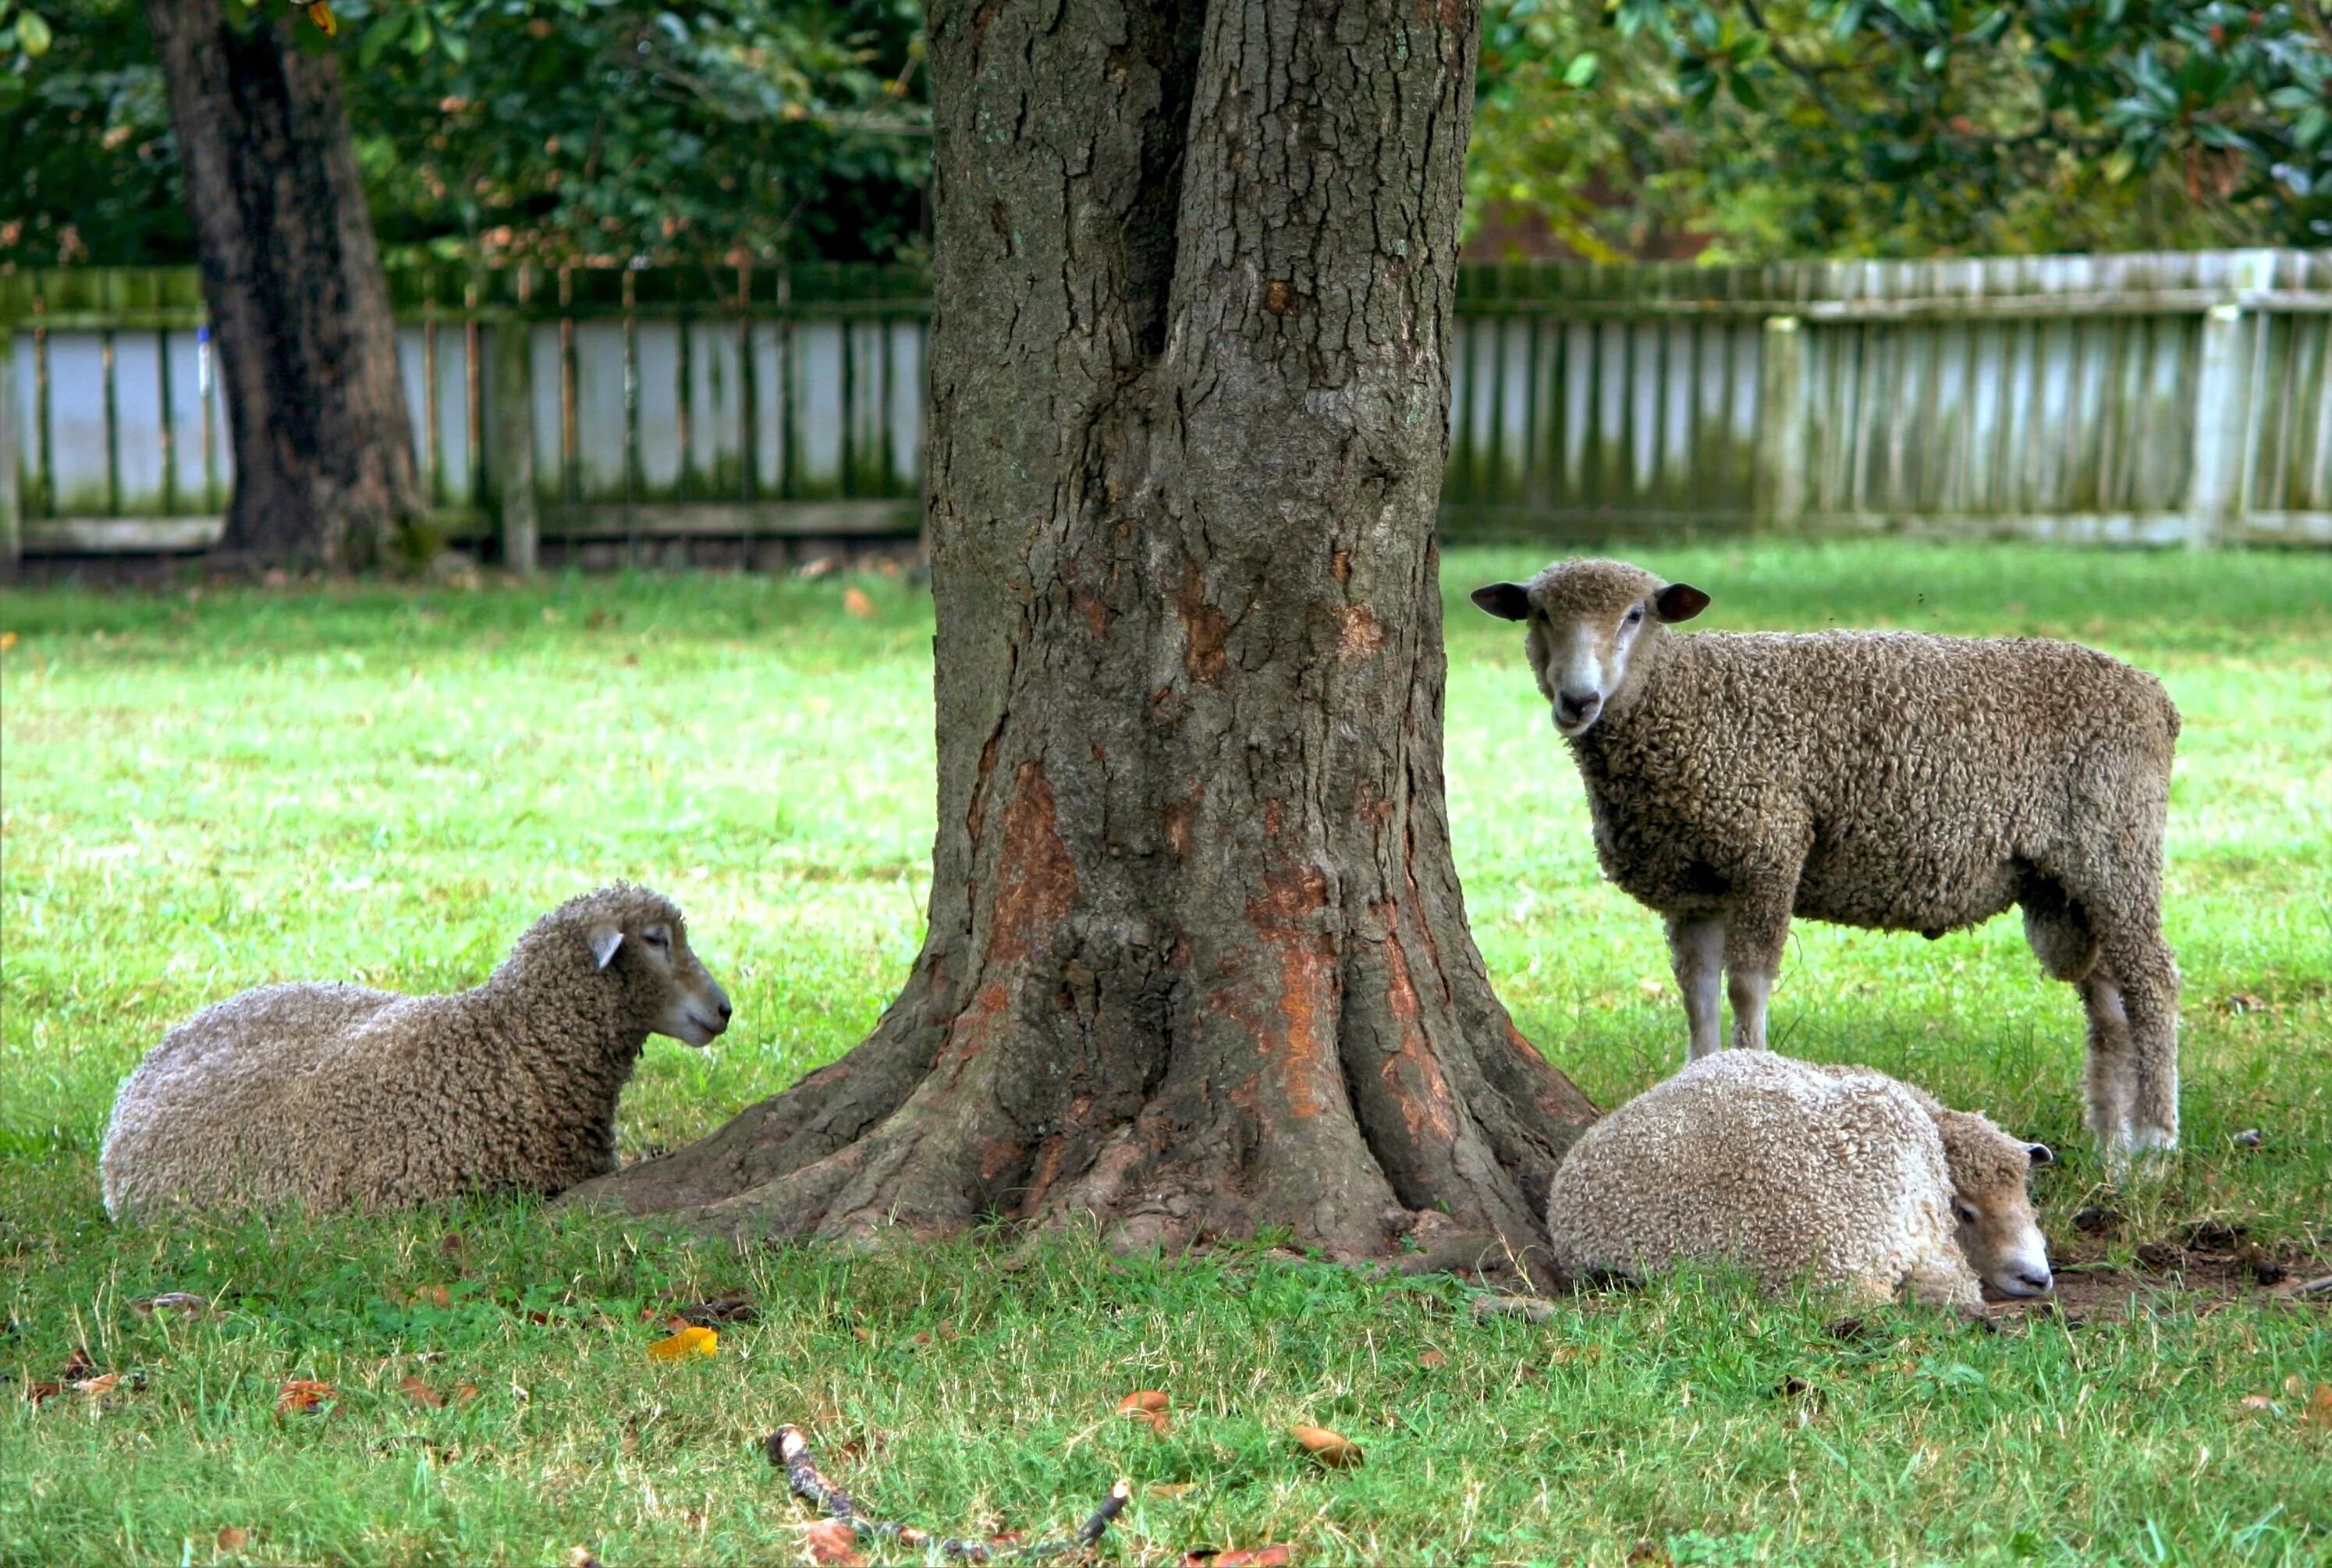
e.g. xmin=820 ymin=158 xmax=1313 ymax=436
xmin=145 ymin=0 xmax=423 ymax=572
xmin=573 ymin=0 xmax=1598 ymax=1262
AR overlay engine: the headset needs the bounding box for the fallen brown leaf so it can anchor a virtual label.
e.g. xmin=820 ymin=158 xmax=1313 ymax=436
xmin=668 ymin=1290 xmax=759 ymax=1327
xmin=0 ymin=631 xmax=18 ymax=651
xmin=59 ymin=1348 xmax=95 ymax=1381
xmin=842 ymin=587 xmax=876 ymax=619
xmin=1417 ymin=1349 xmax=1446 ymax=1368
xmin=400 ymin=1376 xmax=445 ymax=1409
xmin=22 ymin=1381 xmax=62 ymax=1407
xmin=217 ymin=1526 xmax=250 ymax=1551
xmin=1290 ymin=1424 xmax=1363 ymax=1468
xmin=1184 ymin=1548 xmax=1293 ymax=1566
xmin=2309 ymin=1383 xmax=2332 ymax=1429
xmin=565 ymin=1548 xmax=603 ymax=1568
xmin=409 ymin=1284 xmax=453 ymax=1309
xmin=73 ymin=1372 xmax=122 ymax=1397
xmin=276 ymin=1379 xmax=336 ymax=1414
xmin=2238 ymin=1393 xmax=2277 ymax=1414
xmin=804 ymin=1517 xmax=867 ymax=1565
xmin=456 ymin=1383 xmax=481 ymax=1403
xmin=1120 ymin=1389 xmax=1173 ymax=1435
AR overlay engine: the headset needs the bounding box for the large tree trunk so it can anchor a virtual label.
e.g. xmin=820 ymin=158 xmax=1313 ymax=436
xmin=145 ymin=0 xmax=423 ymax=572
xmin=573 ymin=0 xmax=1597 ymax=1262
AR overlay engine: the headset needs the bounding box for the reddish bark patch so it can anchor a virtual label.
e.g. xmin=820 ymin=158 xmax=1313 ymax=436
xmin=1177 ymin=569 xmax=1232 ymax=684
xmin=1264 ymin=279 xmax=1297 ymax=315
xmin=1161 ymin=786 xmax=1202 ymax=862
xmin=1379 ymin=935 xmax=1458 ymax=1143
xmin=1336 ymin=604 xmax=1386 ymax=661
xmin=1332 ymin=549 xmax=1352 ymax=587
xmin=1245 ymin=860 xmax=1340 ymax=1119
xmin=985 ymin=761 xmax=1080 ymax=964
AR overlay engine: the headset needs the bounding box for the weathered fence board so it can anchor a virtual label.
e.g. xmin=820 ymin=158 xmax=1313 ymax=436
xmin=5 ymin=249 xmax=2327 ymax=566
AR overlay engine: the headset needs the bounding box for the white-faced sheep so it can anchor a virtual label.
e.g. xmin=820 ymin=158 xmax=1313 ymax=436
xmin=1472 ymin=558 xmax=2181 ymax=1160
xmin=100 ymin=885 xmax=731 ymax=1220
xmin=1542 ymin=1050 xmax=2054 ymax=1311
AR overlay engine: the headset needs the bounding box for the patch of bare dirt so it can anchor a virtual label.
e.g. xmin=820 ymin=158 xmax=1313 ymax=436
xmin=1984 ymin=1236 xmax=2330 ymax=1326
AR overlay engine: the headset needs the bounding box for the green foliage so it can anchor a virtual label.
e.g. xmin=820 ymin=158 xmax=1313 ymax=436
xmin=339 ymin=0 xmax=928 ymax=267
xmin=3 ymin=541 xmax=2330 ymax=1561
xmin=0 ymin=0 xmax=187 ymax=267
xmin=0 ymin=0 xmax=928 ymax=270
xmin=1470 ymin=0 xmax=2332 ymax=258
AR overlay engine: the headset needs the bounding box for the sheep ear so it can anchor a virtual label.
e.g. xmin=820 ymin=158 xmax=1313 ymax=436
xmin=1471 ymin=582 xmax=1531 ymax=622
xmin=589 ymin=924 xmax=625 ymax=970
xmin=2027 ymin=1143 xmax=2054 ymax=1166
xmin=1652 ymin=583 xmax=1710 ymax=623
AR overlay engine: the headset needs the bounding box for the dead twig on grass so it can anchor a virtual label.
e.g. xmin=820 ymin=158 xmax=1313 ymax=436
xmin=768 ymin=1424 xmax=1131 ymax=1563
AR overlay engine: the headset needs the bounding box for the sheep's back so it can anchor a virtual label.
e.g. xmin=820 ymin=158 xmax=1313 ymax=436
xmin=1585 ymin=631 xmax=2176 ymax=929
xmin=100 ymin=982 xmax=404 ymax=1218
xmin=1543 ymin=1052 xmax=1954 ymax=1297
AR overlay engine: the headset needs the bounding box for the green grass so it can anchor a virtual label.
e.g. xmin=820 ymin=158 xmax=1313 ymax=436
xmin=3 ymin=541 xmax=2328 ymax=1566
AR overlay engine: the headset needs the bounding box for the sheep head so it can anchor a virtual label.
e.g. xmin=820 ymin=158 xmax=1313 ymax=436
xmin=1933 ymin=1108 xmax=2054 ymax=1298
xmin=1471 ymin=558 xmax=1709 ymax=737
xmin=563 ymin=884 xmax=733 ymax=1047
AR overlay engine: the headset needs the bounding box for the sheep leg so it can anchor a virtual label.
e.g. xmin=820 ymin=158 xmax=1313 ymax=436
xmin=2077 ymin=967 xmax=2136 ymax=1155
xmin=1721 ymin=906 xmax=1790 ymax=1053
xmin=1666 ymin=915 xmax=1727 ymax=1061
xmin=2097 ymin=924 xmax=2181 ymax=1161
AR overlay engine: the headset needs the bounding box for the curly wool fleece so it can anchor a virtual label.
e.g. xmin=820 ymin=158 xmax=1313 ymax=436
xmin=101 ymin=884 xmax=729 ymax=1219
xmin=1543 ymin=1051 xmax=2049 ymax=1311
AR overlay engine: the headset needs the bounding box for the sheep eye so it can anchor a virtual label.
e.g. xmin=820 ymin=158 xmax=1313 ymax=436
xmin=643 ymin=927 xmax=671 ymax=949
xmin=1954 ymin=1202 xmax=1979 ymax=1226
xmin=1624 ymin=607 xmax=1643 ymax=625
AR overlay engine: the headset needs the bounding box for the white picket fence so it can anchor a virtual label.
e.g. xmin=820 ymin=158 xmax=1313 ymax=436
xmin=5 ymin=249 xmax=2328 ymax=565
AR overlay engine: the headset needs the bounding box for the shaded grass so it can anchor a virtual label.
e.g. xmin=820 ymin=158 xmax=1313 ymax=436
xmin=3 ymin=540 xmax=2329 ymax=1566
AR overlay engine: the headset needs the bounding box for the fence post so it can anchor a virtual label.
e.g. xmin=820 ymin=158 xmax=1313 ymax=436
xmin=2185 ymin=250 xmax=2276 ymax=548
xmin=492 ymin=306 xmax=538 ymax=576
xmin=0 ymin=275 xmax=22 ymax=573
xmin=1755 ymin=314 xmax=1807 ymax=530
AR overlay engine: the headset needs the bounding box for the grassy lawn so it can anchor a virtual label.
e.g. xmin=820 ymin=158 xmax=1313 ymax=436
xmin=2 ymin=540 xmax=2328 ymax=1566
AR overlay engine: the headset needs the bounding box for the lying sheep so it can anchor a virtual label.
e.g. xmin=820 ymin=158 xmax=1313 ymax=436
xmin=101 ymin=885 xmax=731 ymax=1220
xmin=1473 ymin=558 xmax=2181 ymax=1159
xmin=1542 ymin=1051 xmax=2053 ymax=1311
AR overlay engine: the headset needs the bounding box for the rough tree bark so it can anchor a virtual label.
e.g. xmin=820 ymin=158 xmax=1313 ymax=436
xmin=145 ymin=0 xmax=423 ymax=571
xmin=571 ymin=0 xmax=1599 ymax=1261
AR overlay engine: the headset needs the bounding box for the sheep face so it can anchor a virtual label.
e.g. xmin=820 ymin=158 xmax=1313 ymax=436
xmin=1937 ymin=1112 xmax=2055 ymax=1297
xmin=590 ymin=910 xmax=733 ymax=1048
xmin=1471 ymin=558 xmax=1709 ymax=737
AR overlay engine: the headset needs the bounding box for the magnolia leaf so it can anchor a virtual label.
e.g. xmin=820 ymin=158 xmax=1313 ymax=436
xmin=648 ymin=1325 xmax=719 ymax=1360
xmin=1290 ymin=1423 xmax=1364 ymax=1467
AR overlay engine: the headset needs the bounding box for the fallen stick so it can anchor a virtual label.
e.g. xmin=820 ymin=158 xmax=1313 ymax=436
xmin=768 ymin=1424 xmax=1131 ymax=1563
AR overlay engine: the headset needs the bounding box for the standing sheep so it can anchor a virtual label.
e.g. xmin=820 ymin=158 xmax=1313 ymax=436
xmin=1543 ymin=1051 xmax=2054 ymax=1311
xmin=1472 ymin=558 xmax=2181 ymax=1160
xmin=101 ymin=884 xmax=731 ymax=1220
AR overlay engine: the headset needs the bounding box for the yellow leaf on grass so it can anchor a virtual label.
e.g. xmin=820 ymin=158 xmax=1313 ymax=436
xmin=1290 ymin=1423 xmax=1363 ymax=1467
xmin=305 ymin=2 xmax=339 ymax=35
xmin=648 ymin=1325 xmax=718 ymax=1360
xmin=217 ymin=1526 xmax=250 ymax=1551
xmin=400 ymin=1376 xmax=445 ymax=1409
xmin=842 ymin=587 xmax=876 ymax=619
xmin=0 ymin=632 xmax=17 ymax=651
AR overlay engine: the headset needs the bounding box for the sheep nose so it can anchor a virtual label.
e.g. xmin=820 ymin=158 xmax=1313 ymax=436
xmin=1556 ymin=688 xmax=1602 ymax=723
xmin=2016 ymin=1268 xmax=2053 ymax=1293
xmin=715 ymin=995 xmax=733 ymax=1023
